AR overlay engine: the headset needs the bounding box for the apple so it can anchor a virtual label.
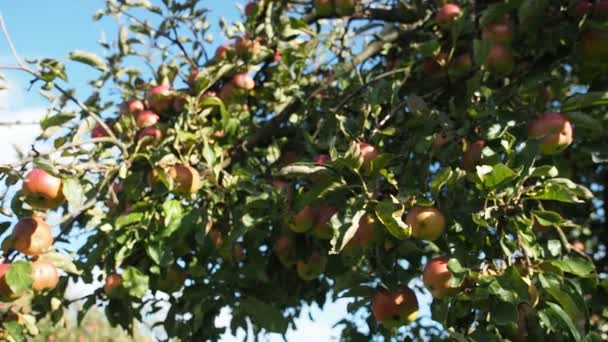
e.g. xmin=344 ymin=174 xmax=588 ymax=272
xmin=146 ymin=85 xmax=173 ymax=113
xmin=423 ymin=257 xmax=456 ymax=299
xmin=354 ymin=213 xmax=380 ymax=247
xmin=13 ymin=216 xmax=54 ymax=256
xmin=188 ymin=68 xmax=199 ymax=85
xmin=22 ymin=168 xmax=65 ymax=210
xmin=572 ymin=0 xmax=592 ymax=18
xmin=232 ymin=73 xmax=255 ymax=90
xmin=296 ymin=253 xmax=327 ymax=281
xmin=407 ymin=207 xmax=446 ymax=241
xmin=273 ymin=235 xmax=296 ymax=267
xmin=120 ymin=98 xmax=145 ymax=116
xmin=594 ymin=0 xmax=608 ymax=20
xmin=335 ymin=0 xmax=356 ymax=16
xmin=235 ymin=35 xmax=262 ymax=56
xmin=168 ymin=165 xmax=200 ymax=194
xmin=312 ymin=204 xmax=337 ymax=240
xmin=31 ymin=259 xmax=59 ymax=292
xmin=215 ymin=44 xmax=231 ymax=60
xmin=218 ymin=82 xmax=237 ymax=103
xmin=580 ymin=30 xmax=608 ymax=63
xmin=422 ymin=52 xmax=449 ymax=75
xmin=436 ymin=3 xmax=462 ymax=30
xmin=432 ymin=130 xmax=450 ymax=152
xmin=135 ymin=110 xmax=160 ymax=128
xmin=486 ymin=44 xmax=514 ymax=75
xmin=372 ymin=287 xmax=419 ymax=327
xmin=91 ymin=123 xmax=111 ymax=138
xmin=313 ymin=154 xmax=331 ymax=164
xmin=0 ymin=263 xmax=12 ymax=298
xmin=245 ymin=2 xmax=257 ymax=17
xmin=313 ymin=0 xmax=333 ymax=17
xmin=290 ymin=205 xmax=317 ymax=233
xmin=274 ymin=50 xmax=282 ymax=62
xmin=104 ymin=273 xmax=122 ymax=294
xmin=358 ymin=142 xmax=379 ymax=169
xmin=137 ymin=126 xmax=163 ymax=145
xmin=482 ymin=18 xmax=514 ymax=45
xmin=462 ymin=140 xmax=486 ymax=171
xmin=528 ymin=112 xmax=573 ymax=155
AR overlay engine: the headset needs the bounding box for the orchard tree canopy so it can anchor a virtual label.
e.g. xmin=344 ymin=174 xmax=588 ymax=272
xmin=0 ymin=0 xmax=608 ymax=340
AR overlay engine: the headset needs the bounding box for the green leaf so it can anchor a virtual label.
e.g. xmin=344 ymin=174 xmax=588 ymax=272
xmin=115 ymin=212 xmax=144 ymax=229
xmin=162 ymin=199 xmax=184 ymax=236
xmin=39 ymin=252 xmax=81 ymax=275
xmin=375 ymin=198 xmax=410 ymax=239
xmin=239 ymin=297 xmax=288 ymax=333
xmin=3 ymin=321 xmax=25 ymax=342
xmin=518 ymin=0 xmax=549 ymax=32
xmin=476 ymin=163 xmax=517 ymax=189
xmin=279 ymin=163 xmax=328 ymax=176
xmin=62 ymin=177 xmax=85 ymax=209
xmin=339 ymin=210 xmax=366 ymax=252
xmin=563 ymin=92 xmax=608 ymax=111
xmin=122 ymin=266 xmax=149 ymax=298
xmin=531 ymin=210 xmax=563 ymax=226
xmin=6 ymin=260 xmax=32 ymax=294
xmin=542 ymin=302 xmax=582 ymax=341
xmin=529 ymin=165 xmax=558 ymax=178
xmin=527 ymin=179 xmax=592 ymax=204
xmin=431 ymin=167 xmax=453 ymax=196
xmin=40 ymin=111 xmax=76 ymax=130
xmin=549 ymin=257 xmax=595 ymax=277
xmin=68 ymin=50 xmax=108 ymax=72
xmin=539 ymin=273 xmax=585 ymax=332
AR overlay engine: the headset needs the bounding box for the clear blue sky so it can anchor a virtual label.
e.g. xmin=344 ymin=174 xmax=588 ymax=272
xmin=0 ymin=1 xmax=434 ymax=340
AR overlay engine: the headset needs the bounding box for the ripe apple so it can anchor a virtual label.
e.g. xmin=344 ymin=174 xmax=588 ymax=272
xmin=296 ymin=253 xmax=327 ymax=281
xmin=482 ymin=18 xmax=514 ymax=45
xmin=594 ymin=0 xmax=608 ymax=20
xmin=13 ymin=216 xmax=54 ymax=256
xmin=0 ymin=263 xmax=12 ymax=298
xmin=274 ymin=235 xmax=296 ymax=267
xmin=312 ymin=204 xmax=337 ymax=240
xmin=120 ymin=98 xmax=145 ymax=116
xmin=436 ymin=3 xmax=462 ymax=30
xmin=407 ymin=207 xmax=446 ymax=241
xmin=146 ymin=85 xmax=173 ymax=113
xmin=423 ymin=257 xmax=456 ymax=299
xmin=232 ymin=73 xmax=255 ymax=90
xmin=215 ymin=44 xmax=231 ymax=60
xmin=462 ymin=139 xmax=486 ymax=171
xmin=137 ymin=126 xmax=163 ymax=145
xmin=335 ymin=0 xmax=356 ymax=16
xmin=290 ymin=205 xmax=317 ymax=233
xmin=354 ymin=213 xmax=380 ymax=247
xmin=527 ymin=112 xmax=573 ymax=155
xmin=135 ymin=110 xmax=160 ymax=128
xmin=313 ymin=154 xmax=331 ymax=164
xmin=486 ymin=44 xmax=514 ymax=75
xmin=235 ymin=35 xmax=262 ymax=56
xmin=358 ymin=142 xmax=379 ymax=169
xmin=31 ymin=259 xmax=59 ymax=292
xmin=91 ymin=123 xmax=111 ymax=138
xmin=580 ymin=30 xmax=608 ymax=63
xmin=372 ymin=287 xmax=419 ymax=327
xmin=168 ymin=165 xmax=200 ymax=194
xmin=104 ymin=273 xmax=122 ymax=294
xmin=245 ymin=2 xmax=257 ymax=17
xmin=23 ymin=168 xmax=65 ymax=210
xmin=313 ymin=0 xmax=333 ymax=17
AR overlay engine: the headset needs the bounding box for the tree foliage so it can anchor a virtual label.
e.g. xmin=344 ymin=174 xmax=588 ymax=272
xmin=0 ymin=0 xmax=607 ymax=340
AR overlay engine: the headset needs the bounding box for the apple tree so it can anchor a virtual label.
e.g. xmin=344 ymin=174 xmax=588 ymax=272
xmin=0 ymin=0 xmax=607 ymax=340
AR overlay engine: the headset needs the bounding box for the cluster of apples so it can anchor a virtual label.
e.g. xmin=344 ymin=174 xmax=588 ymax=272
xmin=0 ymin=168 xmax=65 ymax=300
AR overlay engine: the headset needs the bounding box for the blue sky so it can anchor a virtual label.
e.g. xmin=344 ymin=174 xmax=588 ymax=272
xmin=0 ymin=1 xmax=435 ymax=340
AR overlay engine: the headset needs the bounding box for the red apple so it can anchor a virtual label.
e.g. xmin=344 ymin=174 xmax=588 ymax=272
xmin=358 ymin=142 xmax=379 ymax=169
xmin=274 ymin=50 xmax=282 ymax=62
xmin=120 ymin=98 xmax=145 ymax=116
xmin=22 ymin=168 xmax=65 ymax=210
xmin=31 ymin=259 xmax=59 ymax=292
xmin=215 ymin=44 xmax=231 ymax=60
xmin=313 ymin=0 xmax=333 ymax=17
xmin=407 ymin=206 xmax=446 ymax=241
xmin=13 ymin=216 xmax=54 ymax=256
xmin=232 ymin=73 xmax=255 ymax=90
xmin=168 ymin=164 xmax=201 ymax=194
xmin=335 ymin=0 xmax=356 ymax=16
xmin=528 ymin=112 xmax=573 ymax=155
xmin=290 ymin=205 xmax=317 ymax=233
xmin=245 ymin=2 xmax=257 ymax=16
xmin=486 ymin=44 xmax=514 ymax=75
xmin=0 ymin=263 xmax=11 ymax=298
xmin=235 ymin=35 xmax=262 ymax=56
xmin=312 ymin=204 xmax=337 ymax=240
xmin=137 ymin=127 xmax=163 ymax=145
xmin=482 ymin=18 xmax=514 ymax=45
xmin=313 ymin=154 xmax=331 ymax=164
xmin=580 ymin=30 xmax=608 ymax=63
xmin=91 ymin=123 xmax=111 ymax=138
xmin=296 ymin=253 xmax=327 ymax=281
xmin=462 ymin=140 xmax=486 ymax=171
xmin=436 ymin=3 xmax=462 ymax=30
xmin=104 ymin=273 xmax=122 ymax=294
xmin=274 ymin=235 xmax=296 ymax=267
xmin=135 ymin=110 xmax=160 ymax=128
xmin=422 ymin=52 xmax=449 ymax=75
xmin=423 ymin=257 xmax=456 ymax=299
xmin=372 ymin=288 xmax=419 ymax=327
xmin=146 ymin=85 xmax=174 ymax=113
